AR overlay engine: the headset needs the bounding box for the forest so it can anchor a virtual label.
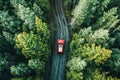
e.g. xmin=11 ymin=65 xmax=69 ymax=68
xmin=0 ymin=0 xmax=120 ymax=80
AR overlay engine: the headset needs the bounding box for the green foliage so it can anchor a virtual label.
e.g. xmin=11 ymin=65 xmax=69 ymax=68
xmin=32 ymin=3 xmax=43 ymax=17
xmin=1 ymin=0 xmax=51 ymax=79
xmin=71 ymin=0 xmax=99 ymax=27
xmin=107 ymin=76 xmax=120 ymax=80
xmin=66 ymin=57 xmax=85 ymax=80
xmin=35 ymin=0 xmax=51 ymax=12
xmin=10 ymin=63 xmax=31 ymax=76
xmin=93 ymin=7 xmax=120 ymax=30
xmin=1 ymin=0 xmax=120 ymax=79
xmin=35 ymin=17 xmax=50 ymax=41
xmin=10 ymin=0 xmax=44 ymax=30
xmin=15 ymin=16 xmax=51 ymax=79
xmin=69 ymin=27 xmax=110 ymax=54
xmin=72 ymin=0 xmax=97 ymax=25
xmin=10 ymin=0 xmax=42 ymax=30
xmin=95 ymin=0 xmax=111 ymax=16
xmin=70 ymin=0 xmax=112 ymax=29
xmin=0 ymin=0 xmax=12 ymax=11
xmin=0 ymin=11 xmax=21 ymax=33
xmin=17 ymin=4 xmax=35 ymax=29
xmin=78 ymin=27 xmax=109 ymax=46
xmin=92 ymin=28 xmax=110 ymax=47
xmin=0 ymin=11 xmax=21 ymax=45
xmin=67 ymin=57 xmax=86 ymax=72
xmin=11 ymin=76 xmax=32 ymax=80
xmin=0 ymin=53 xmax=16 ymax=71
xmin=15 ymin=31 xmax=50 ymax=60
xmin=0 ymin=11 xmax=14 ymax=31
xmin=15 ymin=17 xmax=51 ymax=60
xmin=78 ymin=27 xmax=93 ymax=44
xmin=10 ymin=0 xmax=27 ymax=8
xmin=85 ymin=68 xmax=120 ymax=80
xmin=0 ymin=35 xmax=12 ymax=51
xmin=64 ymin=0 xmax=79 ymax=9
xmin=0 ymin=53 xmax=18 ymax=80
xmin=67 ymin=0 xmax=120 ymax=79
xmin=114 ymin=33 xmax=120 ymax=49
xmin=85 ymin=68 xmax=107 ymax=80
xmin=15 ymin=31 xmax=38 ymax=58
xmin=66 ymin=70 xmax=83 ymax=80
xmin=0 ymin=0 xmax=4 ymax=10
xmin=28 ymin=59 xmax=45 ymax=72
xmin=2 ymin=31 xmax=14 ymax=45
xmin=15 ymin=32 xmax=41 ymax=58
xmin=76 ymin=44 xmax=112 ymax=65
xmin=34 ymin=0 xmax=51 ymax=21
xmin=106 ymin=48 xmax=120 ymax=73
xmin=69 ymin=33 xmax=84 ymax=54
xmin=0 ymin=54 xmax=9 ymax=72
xmin=11 ymin=77 xmax=25 ymax=80
xmin=108 ymin=0 xmax=120 ymax=15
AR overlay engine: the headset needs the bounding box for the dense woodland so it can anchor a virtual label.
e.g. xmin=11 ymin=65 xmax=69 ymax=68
xmin=0 ymin=0 xmax=120 ymax=80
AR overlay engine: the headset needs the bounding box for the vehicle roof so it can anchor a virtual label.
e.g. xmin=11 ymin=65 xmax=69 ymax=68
xmin=57 ymin=39 xmax=65 ymax=44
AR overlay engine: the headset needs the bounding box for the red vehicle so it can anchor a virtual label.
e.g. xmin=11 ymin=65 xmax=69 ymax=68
xmin=57 ymin=39 xmax=65 ymax=54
